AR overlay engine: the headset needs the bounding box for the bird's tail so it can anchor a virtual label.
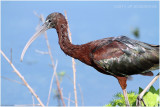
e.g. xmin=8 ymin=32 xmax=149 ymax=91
xmin=150 ymin=44 xmax=159 ymax=51
xmin=154 ymin=45 xmax=159 ymax=51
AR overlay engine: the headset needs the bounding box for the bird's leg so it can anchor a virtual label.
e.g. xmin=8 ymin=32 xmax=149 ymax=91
xmin=136 ymin=72 xmax=160 ymax=106
xmin=123 ymin=88 xmax=130 ymax=107
xmin=116 ymin=76 xmax=130 ymax=107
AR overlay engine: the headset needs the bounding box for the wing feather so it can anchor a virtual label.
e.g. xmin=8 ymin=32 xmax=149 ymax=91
xmin=90 ymin=36 xmax=159 ymax=77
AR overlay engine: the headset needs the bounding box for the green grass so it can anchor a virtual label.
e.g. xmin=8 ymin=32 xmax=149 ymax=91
xmin=105 ymin=86 xmax=160 ymax=107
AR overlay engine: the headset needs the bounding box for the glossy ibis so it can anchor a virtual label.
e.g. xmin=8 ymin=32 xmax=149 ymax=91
xmin=21 ymin=12 xmax=159 ymax=106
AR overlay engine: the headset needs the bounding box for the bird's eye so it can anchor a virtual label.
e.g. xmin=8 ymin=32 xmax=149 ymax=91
xmin=48 ymin=19 xmax=51 ymax=23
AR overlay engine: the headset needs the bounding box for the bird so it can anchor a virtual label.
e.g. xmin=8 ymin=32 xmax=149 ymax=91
xmin=21 ymin=12 xmax=159 ymax=106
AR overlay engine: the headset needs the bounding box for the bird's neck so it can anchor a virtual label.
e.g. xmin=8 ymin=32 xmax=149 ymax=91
xmin=55 ymin=20 xmax=80 ymax=58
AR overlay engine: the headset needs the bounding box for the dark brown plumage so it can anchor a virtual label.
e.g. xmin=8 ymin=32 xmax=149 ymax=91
xmin=21 ymin=12 xmax=159 ymax=106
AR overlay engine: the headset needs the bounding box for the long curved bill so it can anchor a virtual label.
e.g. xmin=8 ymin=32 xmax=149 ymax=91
xmin=20 ymin=23 xmax=48 ymax=61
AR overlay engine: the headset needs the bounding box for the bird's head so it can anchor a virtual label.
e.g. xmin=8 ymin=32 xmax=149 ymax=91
xmin=45 ymin=12 xmax=65 ymax=29
xmin=20 ymin=12 xmax=65 ymax=61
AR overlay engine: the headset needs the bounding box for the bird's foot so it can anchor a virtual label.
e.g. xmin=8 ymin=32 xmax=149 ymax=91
xmin=136 ymin=96 xmax=146 ymax=106
xmin=125 ymin=104 xmax=130 ymax=107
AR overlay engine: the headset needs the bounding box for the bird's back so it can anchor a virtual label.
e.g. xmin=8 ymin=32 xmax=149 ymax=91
xmin=89 ymin=36 xmax=159 ymax=77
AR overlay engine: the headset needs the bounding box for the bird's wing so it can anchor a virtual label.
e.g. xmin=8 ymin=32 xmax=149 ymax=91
xmin=113 ymin=36 xmax=159 ymax=52
xmin=90 ymin=36 xmax=159 ymax=77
